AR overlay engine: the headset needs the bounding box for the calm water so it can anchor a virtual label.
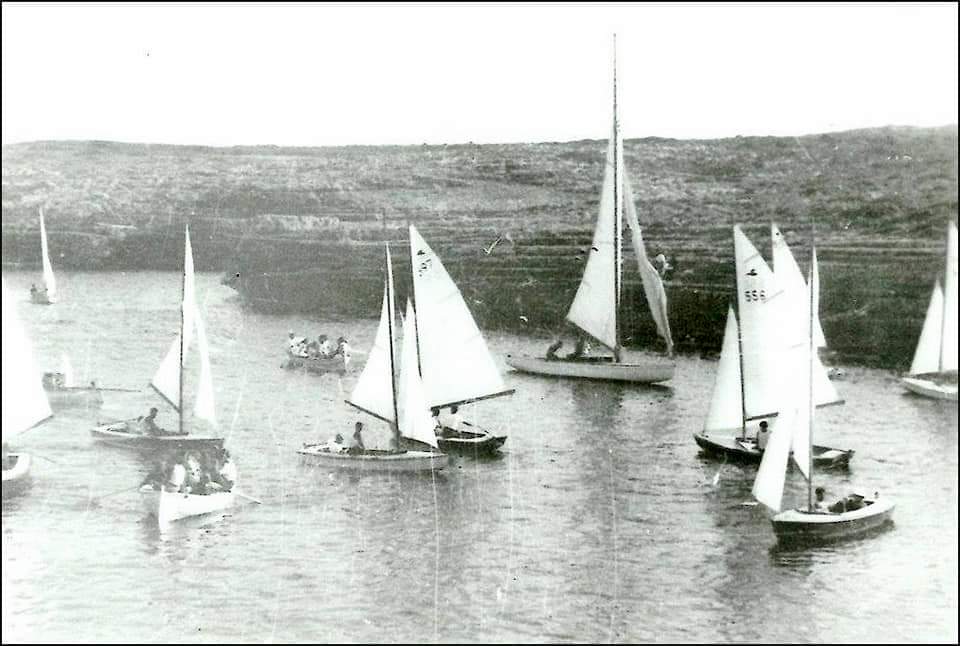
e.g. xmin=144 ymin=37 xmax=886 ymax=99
xmin=2 ymin=271 xmax=957 ymax=643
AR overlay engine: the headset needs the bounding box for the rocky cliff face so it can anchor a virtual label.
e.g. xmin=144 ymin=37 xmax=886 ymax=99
xmin=3 ymin=127 xmax=956 ymax=369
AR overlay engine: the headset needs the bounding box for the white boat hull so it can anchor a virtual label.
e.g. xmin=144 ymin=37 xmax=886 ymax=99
xmin=772 ymin=498 xmax=895 ymax=545
xmin=298 ymin=443 xmax=448 ymax=472
xmin=901 ymin=376 xmax=958 ymax=401
xmin=2 ymin=453 xmax=32 ymax=498
xmin=141 ymin=487 xmax=237 ymax=524
xmin=91 ymin=421 xmax=224 ymax=451
xmin=505 ymin=353 xmax=674 ymax=384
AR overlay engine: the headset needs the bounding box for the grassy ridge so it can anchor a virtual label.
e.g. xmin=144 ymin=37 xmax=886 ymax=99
xmin=2 ymin=126 xmax=957 ymax=369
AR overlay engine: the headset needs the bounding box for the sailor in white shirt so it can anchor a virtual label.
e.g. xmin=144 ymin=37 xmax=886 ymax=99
xmin=438 ymin=405 xmax=464 ymax=433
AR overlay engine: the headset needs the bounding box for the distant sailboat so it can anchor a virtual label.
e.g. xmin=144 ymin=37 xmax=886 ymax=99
xmin=297 ymin=245 xmax=449 ymax=472
xmin=693 ymin=226 xmax=852 ymax=468
xmin=901 ymin=221 xmax=958 ymax=401
xmin=41 ymin=353 xmax=104 ymax=411
xmin=91 ymin=226 xmax=224 ymax=452
xmin=506 ymin=39 xmax=675 ymax=384
xmin=753 ymin=241 xmax=894 ymax=546
xmin=2 ymin=277 xmax=54 ymax=498
xmin=408 ymin=224 xmax=512 ymax=454
xmin=30 ymin=208 xmax=57 ymax=305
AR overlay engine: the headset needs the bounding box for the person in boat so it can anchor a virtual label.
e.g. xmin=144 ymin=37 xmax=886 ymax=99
xmin=334 ymin=336 xmax=352 ymax=366
xmin=565 ymin=336 xmax=588 ymax=361
xmin=438 ymin=405 xmax=464 ymax=434
xmin=317 ymin=335 xmax=333 ymax=359
xmin=138 ymin=407 xmax=162 ymax=436
xmin=654 ymin=253 xmax=672 ymax=278
xmin=347 ymin=421 xmax=366 ymax=455
xmin=814 ymin=487 xmax=834 ymax=513
xmin=545 ymin=339 xmax=563 ymax=361
xmin=216 ymin=449 xmax=237 ymax=492
xmin=756 ymin=421 xmax=770 ymax=451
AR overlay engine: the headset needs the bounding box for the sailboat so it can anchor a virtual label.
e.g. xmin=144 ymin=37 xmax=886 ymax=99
xmin=901 ymin=221 xmax=958 ymax=401
xmin=408 ymin=225 xmax=512 ymax=454
xmin=2 ymin=277 xmax=54 ymax=498
xmin=42 ymin=353 xmax=104 ymax=411
xmin=693 ymin=226 xmax=853 ymax=469
xmin=30 ymin=208 xmax=57 ymax=305
xmin=505 ymin=42 xmax=675 ymax=384
xmin=297 ymin=246 xmax=449 ymax=473
xmin=91 ymin=227 xmax=224 ymax=452
xmin=753 ymin=241 xmax=894 ymax=546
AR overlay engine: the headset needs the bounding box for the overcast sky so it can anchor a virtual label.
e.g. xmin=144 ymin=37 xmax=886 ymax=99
xmin=2 ymin=2 xmax=957 ymax=147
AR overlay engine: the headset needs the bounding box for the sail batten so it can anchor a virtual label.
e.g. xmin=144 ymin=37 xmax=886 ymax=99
xmin=2 ymin=278 xmax=53 ymax=442
xmin=409 ymin=225 xmax=508 ymax=409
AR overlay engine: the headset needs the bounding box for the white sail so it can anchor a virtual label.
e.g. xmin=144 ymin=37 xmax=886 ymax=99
xmin=941 ymin=221 xmax=958 ymax=372
xmin=2 ymin=277 xmax=53 ymax=443
xmin=193 ymin=306 xmax=217 ymax=427
xmin=734 ymin=225 xmax=787 ymax=420
xmin=348 ymin=250 xmax=398 ymax=423
xmin=39 ymin=208 xmax=57 ymax=301
xmin=60 ymin=353 xmax=75 ymax=387
xmin=752 ymin=377 xmax=805 ymax=513
xmin=809 ymin=250 xmax=842 ymax=407
xmin=771 ymin=224 xmax=826 ymax=349
xmin=409 ymin=225 xmax=509 ymax=408
xmin=704 ymin=306 xmax=743 ymax=433
xmin=150 ymin=227 xmax=199 ymax=410
xmin=623 ymin=174 xmax=674 ymax=353
xmin=399 ymin=300 xmax=439 ymax=448
xmin=566 ymin=127 xmax=620 ymax=350
xmin=911 ymin=281 xmax=944 ymax=375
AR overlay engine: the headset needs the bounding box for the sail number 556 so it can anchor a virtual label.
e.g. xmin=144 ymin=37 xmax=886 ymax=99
xmin=743 ymin=289 xmax=767 ymax=303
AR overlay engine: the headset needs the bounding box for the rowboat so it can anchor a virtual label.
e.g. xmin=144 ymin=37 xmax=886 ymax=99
xmin=436 ymin=423 xmax=506 ymax=457
xmin=43 ymin=357 xmax=104 ymax=411
xmin=505 ymin=38 xmax=675 ymax=384
xmin=140 ymin=485 xmax=236 ymax=525
xmin=297 ymin=245 xmax=449 ymax=473
xmin=900 ymin=221 xmax=958 ymax=401
xmin=281 ymin=353 xmax=348 ymax=375
xmin=91 ymin=420 xmax=223 ymax=451
xmin=2 ymin=277 xmax=54 ymax=498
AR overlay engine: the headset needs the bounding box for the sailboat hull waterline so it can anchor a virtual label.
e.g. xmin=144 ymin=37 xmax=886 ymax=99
xmin=140 ymin=486 xmax=236 ymax=524
xmin=505 ymin=354 xmax=675 ymax=384
xmin=771 ymin=498 xmax=895 ymax=546
xmin=2 ymin=453 xmax=32 ymax=499
xmin=900 ymin=376 xmax=958 ymax=401
xmin=297 ymin=444 xmax=448 ymax=472
xmin=91 ymin=422 xmax=224 ymax=451
xmin=693 ymin=432 xmax=853 ymax=469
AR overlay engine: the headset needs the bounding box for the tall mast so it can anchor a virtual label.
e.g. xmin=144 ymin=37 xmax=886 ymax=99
xmin=807 ymin=223 xmax=816 ymax=512
xmin=612 ymin=33 xmax=622 ymax=362
xmin=737 ymin=309 xmax=748 ymax=440
xmin=178 ymin=225 xmax=187 ymax=436
xmin=384 ymin=244 xmax=401 ymax=451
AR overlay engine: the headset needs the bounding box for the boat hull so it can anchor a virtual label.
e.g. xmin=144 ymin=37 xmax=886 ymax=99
xmin=45 ymin=386 xmax=104 ymax=411
xmin=901 ymin=376 xmax=958 ymax=401
xmin=30 ymin=291 xmax=54 ymax=305
xmin=141 ymin=486 xmax=236 ymax=524
xmin=281 ymin=354 xmax=349 ymax=375
xmin=505 ymin=354 xmax=674 ymax=384
xmin=91 ymin=422 xmax=224 ymax=451
xmin=297 ymin=444 xmax=448 ymax=472
xmin=436 ymin=426 xmax=506 ymax=456
xmin=772 ymin=498 xmax=895 ymax=545
xmin=694 ymin=432 xmax=854 ymax=469
xmin=2 ymin=453 xmax=32 ymax=498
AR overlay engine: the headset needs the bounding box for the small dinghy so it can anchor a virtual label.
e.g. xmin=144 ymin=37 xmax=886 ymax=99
xmin=42 ymin=357 xmax=104 ymax=411
xmin=140 ymin=485 xmax=237 ymax=525
xmin=753 ymin=239 xmax=894 ymax=547
xmin=281 ymin=353 xmax=348 ymax=375
xmin=901 ymin=222 xmax=957 ymax=401
xmin=693 ymin=431 xmax=852 ymax=470
xmin=506 ymin=354 xmax=674 ymax=384
xmin=298 ymin=246 xmax=449 ymax=474
xmin=2 ymin=277 xmax=53 ymax=498
xmin=91 ymin=420 xmax=223 ymax=451
xmin=436 ymin=423 xmax=507 ymax=457
xmin=29 ymin=208 xmax=57 ymax=305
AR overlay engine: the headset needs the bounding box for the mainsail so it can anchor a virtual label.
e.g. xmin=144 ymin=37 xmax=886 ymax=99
xmin=624 ymin=175 xmax=674 ymax=354
xmin=347 ymin=247 xmax=398 ymax=424
xmin=2 ymin=277 xmax=53 ymax=443
xmin=409 ymin=224 xmax=511 ymax=409
xmin=39 ymin=208 xmax=57 ymax=301
xmin=149 ymin=227 xmax=216 ymax=427
xmin=771 ymin=224 xmax=826 ymax=348
xmin=703 ymin=306 xmax=743 ymax=433
xmin=398 ymin=300 xmax=440 ymax=448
